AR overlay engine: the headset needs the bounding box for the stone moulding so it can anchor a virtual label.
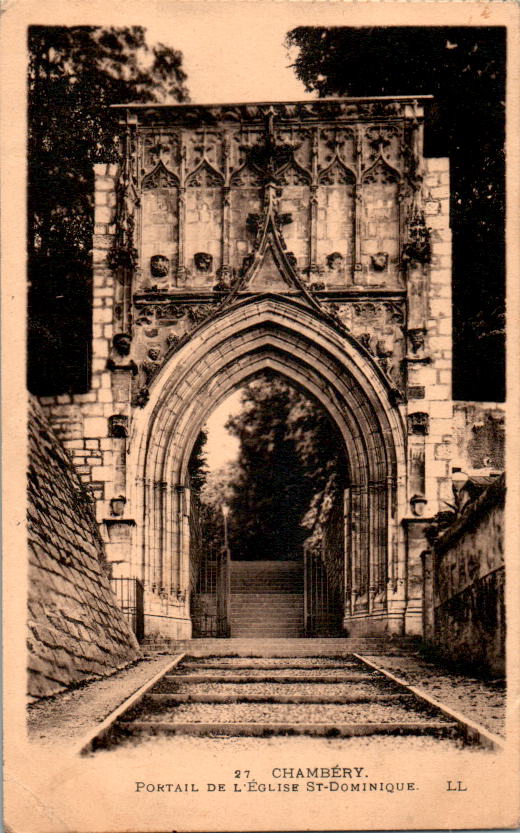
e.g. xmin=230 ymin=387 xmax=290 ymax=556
xmin=111 ymin=96 xmax=432 ymax=127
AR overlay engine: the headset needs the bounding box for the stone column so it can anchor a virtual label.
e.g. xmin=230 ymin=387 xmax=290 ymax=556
xmin=402 ymin=517 xmax=432 ymax=635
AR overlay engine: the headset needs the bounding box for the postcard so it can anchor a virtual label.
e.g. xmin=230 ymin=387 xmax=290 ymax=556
xmin=2 ymin=1 xmax=519 ymax=831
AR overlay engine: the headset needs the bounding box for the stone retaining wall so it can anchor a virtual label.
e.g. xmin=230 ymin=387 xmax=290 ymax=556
xmin=27 ymin=397 xmax=139 ymax=699
xmin=432 ymin=474 xmax=505 ymax=676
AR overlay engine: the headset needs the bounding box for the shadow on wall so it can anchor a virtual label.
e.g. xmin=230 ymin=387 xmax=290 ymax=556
xmin=27 ymin=397 xmax=139 ymax=700
xmin=424 ymin=473 xmax=505 ymax=678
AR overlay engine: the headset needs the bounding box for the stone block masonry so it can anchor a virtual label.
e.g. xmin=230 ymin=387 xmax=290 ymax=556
xmin=37 ymin=100 xmax=458 ymax=641
xmin=429 ymin=474 xmax=505 ymax=677
xmin=27 ymin=397 xmax=139 ymax=699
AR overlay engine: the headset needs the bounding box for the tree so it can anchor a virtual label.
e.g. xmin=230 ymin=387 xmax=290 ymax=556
xmin=220 ymin=373 xmax=346 ymax=561
xmin=188 ymin=429 xmax=209 ymax=493
xmin=198 ymin=462 xmax=241 ymax=557
xmin=28 ymin=26 xmax=189 ymax=394
xmin=286 ymin=27 xmax=505 ymax=401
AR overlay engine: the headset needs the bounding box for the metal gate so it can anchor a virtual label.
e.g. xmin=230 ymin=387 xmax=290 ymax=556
xmin=303 ymin=490 xmax=345 ymax=636
xmin=111 ymin=577 xmax=145 ymax=642
xmin=191 ymin=545 xmax=230 ymax=637
xmin=304 ymin=549 xmax=343 ymax=636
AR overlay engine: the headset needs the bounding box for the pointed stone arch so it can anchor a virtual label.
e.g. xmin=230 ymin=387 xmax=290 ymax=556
xmin=186 ymin=158 xmax=225 ymax=188
xmin=141 ymin=160 xmax=179 ymax=190
xmin=362 ymin=155 xmax=401 ymax=185
xmin=319 ymin=156 xmax=356 ymax=186
xmin=129 ymin=294 xmax=408 ymax=638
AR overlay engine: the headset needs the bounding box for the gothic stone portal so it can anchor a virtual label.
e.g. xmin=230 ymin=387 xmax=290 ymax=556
xmin=41 ymin=97 xmax=453 ymax=640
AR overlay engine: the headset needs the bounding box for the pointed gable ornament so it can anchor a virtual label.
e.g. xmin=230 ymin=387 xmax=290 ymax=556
xmin=223 ymin=181 xmax=321 ymax=311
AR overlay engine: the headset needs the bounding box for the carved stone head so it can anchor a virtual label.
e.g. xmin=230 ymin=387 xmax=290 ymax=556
xmin=359 ymin=333 xmax=374 ymax=354
xmin=376 ymin=337 xmax=393 ymax=358
xmin=147 ymin=347 xmax=161 ymax=362
xmin=194 ymin=252 xmax=213 ymax=272
xmin=408 ymin=328 xmax=426 ymax=354
xmin=150 ymin=255 xmax=170 ymax=278
xmin=108 ymin=414 xmax=128 ymax=438
xmin=408 ymin=412 xmax=429 ymax=436
xmin=216 ymin=264 xmax=234 ymax=281
xmin=241 ymin=254 xmax=255 ymax=275
xmin=166 ymin=333 xmax=180 ymax=350
xmin=370 ymin=252 xmax=389 ymax=272
xmin=112 ymin=333 xmax=132 ymax=357
xmin=326 ymin=252 xmax=344 ymax=272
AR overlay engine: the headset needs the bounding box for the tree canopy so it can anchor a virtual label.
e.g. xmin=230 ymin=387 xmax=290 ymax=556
xmin=28 ymin=26 xmax=189 ymax=395
xmin=195 ymin=373 xmax=347 ymax=561
xmin=286 ymin=26 xmax=505 ymax=402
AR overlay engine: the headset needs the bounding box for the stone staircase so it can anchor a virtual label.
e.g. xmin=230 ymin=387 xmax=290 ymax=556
xmin=229 ymin=561 xmax=304 ymax=638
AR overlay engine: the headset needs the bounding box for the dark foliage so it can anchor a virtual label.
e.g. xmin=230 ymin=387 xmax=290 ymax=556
xmin=188 ymin=429 xmax=209 ymax=493
xmin=222 ymin=373 xmax=346 ymax=561
xmin=286 ymin=26 xmax=505 ymax=401
xmin=28 ymin=26 xmax=188 ymax=394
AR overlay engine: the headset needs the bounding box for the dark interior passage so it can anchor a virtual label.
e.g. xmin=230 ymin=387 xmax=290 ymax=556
xmin=189 ymin=371 xmax=348 ymax=637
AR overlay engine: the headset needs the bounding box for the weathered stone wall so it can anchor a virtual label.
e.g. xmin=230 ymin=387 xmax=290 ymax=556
xmin=452 ymin=401 xmax=505 ymax=471
xmin=400 ymin=156 xmax=453 ymax=633
xmin=38 ymin=162 xmax=119 ymax=523
xmin=410 ymin=157 xmax=453 ymax=511
xmin=27 ymin=397 xmax=139 ymax=699
xmin=432 ymin=474 xmax=505 ymax=676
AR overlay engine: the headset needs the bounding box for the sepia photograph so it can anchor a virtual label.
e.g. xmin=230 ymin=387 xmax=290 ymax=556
xmin=2 ymin=1 xmax=519 ymax=831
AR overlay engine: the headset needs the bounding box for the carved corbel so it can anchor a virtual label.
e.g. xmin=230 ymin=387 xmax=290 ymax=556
xmin=408 ymin=412 xmax=429 ymax=436
xmin=132 ymin=386 xmax=150 ymax=408
xmin=108 ymin=415 xmax=129 ymax=438
xmin=142 ymin=347 xmax=163 ymax=385
xmin=194 ymin=252 xmax=213 ymax=272
xmin=407 ymin=327 xmax=426 ymax=355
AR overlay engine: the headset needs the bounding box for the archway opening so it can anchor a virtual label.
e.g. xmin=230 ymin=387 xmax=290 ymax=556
xmin=133 ymin=295 xmax=405 ymax=639
xmin=187 ymin=369 xmax=349 ymax=637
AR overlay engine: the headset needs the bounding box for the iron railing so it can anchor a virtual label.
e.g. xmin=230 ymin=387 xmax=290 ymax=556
xmin=191 ymin=547 xmax=231 ymax=637
xmin=111 ymin=577 xmax=145 ymax=642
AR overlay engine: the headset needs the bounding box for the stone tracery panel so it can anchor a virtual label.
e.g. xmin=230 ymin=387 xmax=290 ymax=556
xmin=131 ymin=110 xmax=419 ymax=295
xmin=185 ymin=180 xmax=222 ymax=285
xmin=361 ymin=160 xmax=401 ymax=287
xmin=317 ymin=160 xmax=355 ymax=283
xmin=139 ymin=188 xmax=178 ymax=292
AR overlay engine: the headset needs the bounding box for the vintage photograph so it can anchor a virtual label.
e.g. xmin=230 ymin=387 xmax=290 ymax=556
xmin=3 ymin=2 xmax=519 ymax=831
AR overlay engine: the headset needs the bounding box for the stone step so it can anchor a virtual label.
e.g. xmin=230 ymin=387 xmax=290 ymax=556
xmin=163 ymin=672 xmax=381 ymax=683
xmin=230 ymin=561 xmax=304 ymax=594
xmin=229 ymin=587 xmax=304 ymax=635
xmin=121 ymin=721 xmax=458 ymax=738
xmin=231 ymin=560 xmax=303 ymax=570
xmin=230 ymin=584 xmax=304 ymax=593
xmin=145 ymin=692 xmax=412 ymax=704
xmin=143 ymin=637 xmax=421 ymax=656
xmin=230 ymin=612 xmax=303 ymax=618
xmin=229 ymin=632 xmax=304 ymax=637
xmin=182 ymin=661 xmax=360 ymax=670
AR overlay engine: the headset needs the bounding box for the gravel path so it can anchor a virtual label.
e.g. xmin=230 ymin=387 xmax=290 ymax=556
xmin=188 ymin=657 xmax=357 ymax=667
xmin=361 ymin=654 xmax=506 ymax=736
xmin=27 ymin=649 xmax=506 ymax=748
xmin=132 ymin=700 xmax=447 ymax=724
xmin=170 ymin=666 xmax=373 ymax=678
xmin=154 ymin=680 xmax=396 ymax=697
xmin=99 ymin=732 xmax=470 ymax=758
xmin=27 ymin=654 xmax=178 ymax=746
